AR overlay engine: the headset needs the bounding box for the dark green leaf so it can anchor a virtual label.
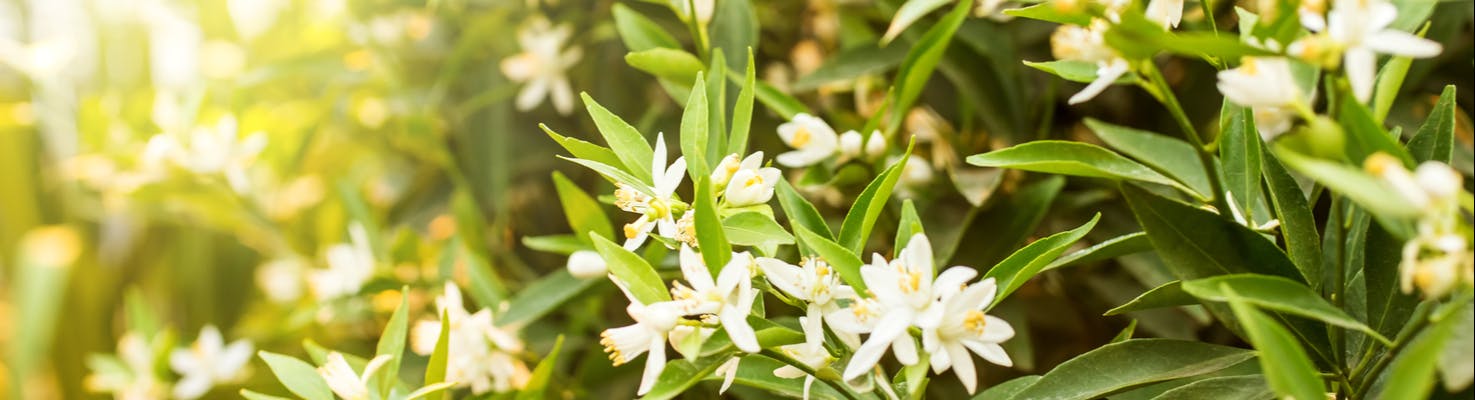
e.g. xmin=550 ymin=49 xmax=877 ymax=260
xmin=985 ymin=214 xmax=1099 ymax=303
xmin=542 ymin=124 xmax=624 ymax=174
xmin=1407 ymin=85 xmax=1456 ymax=163
xmin=1046 ymin=232 xmax=1152 ymax=271
xmin=516 ymin=336 xmax=564 ymax=400
xmin=710 ymin=0 xmax=758 ymax=72
xmin=1149 ymin=375 xmax=1273 ymax=400
xmin=1008 ymin=339 xmax=1257 ymax=400
xmin=839 ymin=144 xmax=911 ymax=253
xmin=1337 ymin=96 xmax=1414 ymax=167
xmin=1121 ymin=183 xmax=1304 ymax=282
xmin=1087 ymin=119 xmax=1212 ymax=198
xmin=968 ymin=141 xmax=1193 ymax=194
xmin=1183 ymin=275 xmax=1390 ymax=344
xmin=1105 ymin=281 xmax=1195 ymax=316
xmin=794 ymin=43 xmax=908 ymax=91
xmin=1224 ymin=289 xmax=1326 ymax=400
xmin=1261 ymin=151 xmax=1322 ymax=291
xmin=887 ymin=0 xmax=972 ymax=135
xmin=498 ymin=270 xmax=599 ymax=327
xmin=1218 ymin=104 xmax=1263 ymax=223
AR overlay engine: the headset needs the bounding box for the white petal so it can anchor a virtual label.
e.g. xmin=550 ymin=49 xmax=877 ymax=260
xmin=965 ymin=341 xmax=1014 ymax=367
xmin=172 ymin=374 xmax=213 ymax=400
xmin=514 ymin=78 xmax=549 ymax=111
xmin=721 ymin=308 xmax=761 ymax=353
xmin=981 ymin=315 xmax=1016 ymax=342
xmin=948 ymin=342 xmax=979 ymax=394
xmin=1069 ymin=61 xmax=1128 ymax=104
xmin=1344 ymin=48 xmax=1377 ymax=103
xmin=891 ymin=333 xmax=920 ymax=366
xmin=679 ymin=245 xmax=716 ymax=291
xmin=932 ymin=267 xmax=978 ymax=300
xmin=550 ymin=77 xmax=575 ymax=115
xmin=1365 ymin=31 xmax=1442 ymax=58
xmin=758 ymin=258 xmax=807 ymax=299
xmin=636 ymin=337 xmax=667 ymax=395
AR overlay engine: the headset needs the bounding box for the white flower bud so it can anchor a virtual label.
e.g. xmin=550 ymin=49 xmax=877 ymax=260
xmin=566 ymin=250 xmax=608 ymax=279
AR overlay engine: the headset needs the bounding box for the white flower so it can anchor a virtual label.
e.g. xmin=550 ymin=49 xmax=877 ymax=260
xmin=1217 ymin=57 xmax=1305 ymax=141
xmin=673 ymin=246 xmax=762 ymax=353
xmin=773 ymin=316 xmax=834 ymax=400
xmin=601 ymin=278 xmax=686 ymax=395
xmin=1365 ymin=154 xmax=1460 ymax=213
xmin=1293 ymin=0 xmax=1441 ymax=102
xmin=84 ymin=333 xmax=168 ymax=400
xmin=1145 ymin=0 xmax=1184 ymax=28
xmin=566 ymin=250 xmax=608 ymax=279
xmin=715 ymin=357 xmax=742 ymax=394
xmin=901 ymin=157 xmax=934 ymax=187
xmin=673 ymin=0 xmax=716 ymax=24
xmin=758 ymin=256 xmax=870 ymax=346
xmin=143 ymin=115 xmax=267 ymax=193
xmin=410 ymin=283 xmax=527 ymax=394
xmin=500 ymin=17 xmax=582 ymax=115
xmin=843 ymin=234 xmax=979 ymax=381
xmin=839 ymin=130 xmax=887 ymax=161
xmin=776 ymin=113 xmax=840 ymax=167
xmin=722 ymin=153 xmax=781 ymax=206
xmin=1050 ymin=19 xmax=1129 ymax=104
xmin=255 ymin=258 xmax=305 ymax=303
xmin=226 ymin=0 xmax=286 ymax=40
xmin=1399 ymin=232 xmax=1472 ymax=298
xmin=318 ymin=352 xmax=391 ymax=400
xmin=615 ymin=133 xmax=687 ymax=250
xmin=169 ymin=325 xmax=254 ymax=399
xmin=921 ymin=278 xmax=1014 ymax=394
xmin=309 ymin=223 xmax=375 ymax=300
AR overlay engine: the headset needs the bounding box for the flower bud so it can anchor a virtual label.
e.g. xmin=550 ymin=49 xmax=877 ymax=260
xmin=567 ymin=250 xmax=608 ymax=279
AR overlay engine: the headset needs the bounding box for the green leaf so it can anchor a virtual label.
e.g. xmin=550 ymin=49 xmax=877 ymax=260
xmin=710 ymin=0 xmax=758 ymax=72
xmin=695 ymin=176 xmax=732 ymax=274
xmin=1025 ymin=60 xmax=1137 ymax=85
xmin=1406 ymin=85 xmax=1456 ymax=163
xmin=1272 ymin=149 xmax=1420 ymax=223
xmin=497 ymin=270 xmax=599 ymax=327
xmin=1218 ymin=104 xmax=1263 ymax=222
xmin=794 ymin=224 xmax=867 ymax=293
xmin=591 ymin=235 xmax=670 ymax=304
xmin=681 ymin=72 xmax=712 ymax=179
xmin=1377 ymin=300 xmax=1468 ymax=399
xmin=1183 ymin=275 xmax=1390 ymax=344
xmin=423 ymin=310 xmax=450 ymax=400
xmin=258 ymin=351 xmax=333 ymax=400
xmin=1104 ymin=12 xmax=1272 ymax=61
xmin=457 ymin=243 xmax=507 ymax=309
xmin=559 ymin=156 xmax=656 ymax=197
xmin=723 ymin=212 xmax=795 ymax=248
xmin=626 ymin=48 xmax=706 ymax=86
xmin=1121 ymin=183 xmax=1305 ymax=282
xmin=882 ymin=0 xmax=952 ymax=44
xmin=710 ymin=355 xmax=847 ymax=399
xmin=1046 ymin=232 xmax=1152 ymax=271
xmin=968 ymin=141 xmax=1192 ymax=194
xmin=516 ymin=336 xmax=564 ymax=400
xmin=1223 ymin=289 xmax=1325 ymax=400
xmin=1105 ymin=280 xmax=1197 ymax=316
xmin=1438 ymin=300 xmax=1474 ymax=392
xmin=728 ymin=69 xmax=807 ymax=119
xmin=1261 ymin=151 xmax=1322 ymax=291
xmin=1003 ymin=3 xmax=1091 ymax=25
xmin=1370 ymin=54 xmax=1413 ymax=124
xmin=728 ymin=49 xmax=757 ymax=156
xmin=887 ymin=0 xmax=972 ymax=135
xmin=974 ymin=375 xmax=1041 ymax=399
xmin=775 ymin=178 xmax=833 ymax=243
xmin=839 ymin=144 xmax=911 ymax=254
xmin=944 ymin=176 xmax=1063 ymax=268
xmin=1337 ymin=96 xmax=1414 ymax=167
xmin=794 ymin=43 xmax=908 ymax=91
xmin=1112 ymin=319 xmax=1139 ymax=343
xmin=522 ymin=234 xmax=587 ymax=255
xmin=1149 ymin=375 xmax=1273 ymax=400
xmin=613 ymin=4 xmax=680 ymax=51
xmin=706 ymin=51 xmax=728 ymax=161
xmin=552 ymin=172 xmax=613 ymax=244
xmin=374 ymin=287 xmax=410 ymax=397
xmin=581 ymin=93 xmax=655 ymax=184
xmin=984 ymin=214 xmax=1099 ymax=303
xmin=1007 ymin=339 xmax=1257 ymax=400
xmin=1087 ymin=119 xmax=1212 ymax=198
xmin=894 ymin=199 xmax=924 ymax=254
xmin=640 ymin=358 xmax=731 ymax=400
xmin=542 ymin=125 xmax=624 ymax=177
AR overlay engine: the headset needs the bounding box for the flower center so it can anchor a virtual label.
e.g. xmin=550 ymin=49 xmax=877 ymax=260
xmin=963 ymin=310 xmax=988 ymax=335
xmin=792 ymin=127 xmax=813 ymax=147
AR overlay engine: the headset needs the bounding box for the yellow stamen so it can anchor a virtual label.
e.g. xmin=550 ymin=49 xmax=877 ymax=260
xmin=791 ymin=127 xmax=812 ymax=147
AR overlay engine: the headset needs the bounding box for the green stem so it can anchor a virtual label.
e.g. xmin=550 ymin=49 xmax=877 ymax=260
xmin=683 ymin=0 xmax=710 ymax=61
xmin=1351 ymin=302 xmax=1434 ymax=398
xmin=1139 ymin=62 xmax=1232 ymax=214
xmin=1329 ymin=196 xmax=1348 ymax=375
xmin=759 ymin=349 xmax=865 ymax=400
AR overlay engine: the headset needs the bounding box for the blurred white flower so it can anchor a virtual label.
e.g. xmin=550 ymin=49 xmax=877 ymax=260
xmin=673 ymin=0 xmax=716 ymax=24
xmin=566 ymin=250 xmax=609 ymax=279
xmin=777 ymin=113 xmax=840 ymax=167
xmin=601 ymin=278 xmax=686 ymax=395
xmin=410 ymin=283 xmax=529 ymax=393
xmin=500 ymin=17 xmax=582 ymax=115
xmin=1217 ymin=57 xmax=1305 ymax=141
xmin=839 ymin=130 xmax=886 ymax=161
xmin=200 ymin=40 xmax=247 ymax=80
xmin=920 ymin=278 xmax=1014 ymax=394
xmin=142 ymin=115 xmax=267 ymax=193
xmin=672 ymin=246 xmax=761 ymax=353
xmin=1050 ymin=19 xmax=1128 ymax=104
xmin=721 ymin=152 xmax=781 ymax=206
xmin=1400 ymin=232 xmax=1472 ymax=298
xmin=614 ymin=133 xmax=687 ymax=250
xmin=844 ymin=234 xmax=978 ymax=381
xmin=170 ymin=325 xmax=253 ymax=399
xmin=1365 ymin=155 xmax=1472 ymax=298
xmin=84 ymin=333 xmax=168 ymax=400
xmin=309 ymin=223 xmax=375 ymax=300
xmin=227 ymin=0 xmax=286 ymax=40
xmin=318 ymin=352 xmax=391 ymax=400
xmin=1145 ymin=0 xmax=1184 ymax=28
xmin=144 ymin=3 xmax=203 ymax=90
xmin=773 ymin=316 xmax=834 ymax=400
xmin=1292 ymin=0 xmax=1441 ymax=102
xmin=255 ymin=258 xmax=306 ymax=303
xmin=901 ymin=157 xmax=935 ymax=188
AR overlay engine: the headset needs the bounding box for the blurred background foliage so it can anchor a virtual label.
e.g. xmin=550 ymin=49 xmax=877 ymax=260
xmin=0 ymin=0 xmax=1470 ymax=398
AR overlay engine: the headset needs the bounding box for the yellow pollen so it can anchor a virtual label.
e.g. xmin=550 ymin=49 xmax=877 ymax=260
xmin=1242 ymin=58 xmax=1259 ymax=75
xmin=963 ymin=310 xmax=988 ymax=334
xmin=816 ymin=265 xmax=831 ymax=277
xmin=792 ymin=127 xmax=813 ymax=147
xmin=624 ymin=222 xmax=641 ymax=239
xmin=902 ymin=271 xmax=923 ymax=293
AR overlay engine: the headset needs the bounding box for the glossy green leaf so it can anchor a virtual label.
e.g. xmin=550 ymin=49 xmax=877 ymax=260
xmin=985 ymin=214 xmax=1099 ymax=303
xmin=1371 ymin=53 xmax=1413 ymax=124
xmin=1272 ymin=149 xmax=1420 ymax=223
xmin=423 ymin=310 xmax=450 ymax=400
xmin=516 ymin=336 xmax=564 ymax=400
xmin=559 ymin=156 xmax=655 ymax=197
xmin=1087 ymin=119 xmax=1212 ymax=198
xmin=975 ymin=375 xmax=1041 ymax=399
xmin=258 ymin=351 xmax=333 ymax=400
xmin=713 ymin=355 xmax=847 ymax=399
xmin=1104 ymin=280 xmax=1195 ymax=316
xmin=591 ymin=235 xmax=669 ymax=304
xmin=839 ymin=144 xmax=911 ymax=254
xmin=710 ymin=0 xmax=758 ymax=72
xmin=882 ymin=0 xmax=951 ymax=44
xmin=613 ymin=4 xmax=680 ymax=51
xmin=1218 ymin=103 xmax=1263 ymax=222
xmin=1224 ymin=289 xmax=1325 ymax=400
xmin=681 ymin=72 xmax=712 ymax=178
xmin=887 ymin=0 xmax=972 ymax=135
xmin=240 ymin=390 xmax=292 ymax=400
xmin=626 ymin=48 xmax=705 ymax=86
xmin=794 ymin=224 xmax=866 ymax=292
xmin=1025 ymin=60 xmax=1137 ymax=85
xmin=1003 ymin=3 xmax=1091 ymax=25
xmin=728 ymin=49 xmax=757 ymax=156
xmin=894 ymin=199 xmax=924 ymax=254
xmin=1046 ymin=231 xmax=1152 ymax=271
xmin=1337 ymin=96 xmax=1414 ymax=166
xmin=1377 ymin=300 xmax=1469 ymax=399
xmin=1183 ymin=274 xmax=1390 ymax=344
xmin=641 ymin=357 xmax=731 ymax=400
xmin=695 ymin=176 xmax=731 ymax=274
xmin=944 ymin=176 xmax=1063 ymax=267
xmin=968 ymin=141 xmax=1192 ymax=194
xmin=1149 ymin=374 xmax=1273 ymax=400
xmin=552 ymin=171 xmax=613 ymax=244
xmin=522 ymin=234 xmax=586 ymax=255
xmin=1438 ymin=300 xmax=1474 ymax=392
xmin=1261 ymin=151 xmax=1322 ymax=291
xmin=497 ymin=269 xmax=599 ymax=327
xmin=1121 ymin=183 xmax=1305 ymax=282
xmin=581 ymin=93 xmax=655 ymax=184
xmin=1407 ymin=85 xmax=1456 ymax=163
xmin=1007 ymin=339 xmax=1257 ymax=400
xmin=775 ymin=178 xmax=833 ymax=249
xmin=723 ymin=211 xmax=795 ymax=248
xmin=730 ymin=70 xmax=806 ymax=119
xmin=1112 ymin=319 xmax=1139 ymax=343
xmin=706 ymin=52 xmax=728 ymax=161
xmin=373 ymin=286 xmax=409 ymax=397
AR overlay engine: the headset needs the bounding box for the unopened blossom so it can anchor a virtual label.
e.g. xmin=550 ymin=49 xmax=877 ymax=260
xmin=901 ymin=157 xmax=935 ymax=188
xmin=309 ymin=223 xmax=375 ymax=300
xmin=614 ymin=132 xmax=687 ymax=250
xmin=169 ymin=325 xmax=254 ymax=399
xmin=773 ymin=316 xmax=834 ymax=400
xmin=1050 ymin=19 xmax=1129 ymax=104
xmin=1217 ymin=57 xmax=1306 ymax=141
xmin=410 ymin=283 xmax=528 ymax=393
xmin=500 ymin=17 xmax=582 ymax=114
xmin=1292 ymin=0 xmax=1441 ymax=102
xmin=602 ymin=278 xmax=686 ymax=395
xmin=673 ymin=0 xmax=715 ymax=24
xmin=921 ymin=278 xmax=1014 ymax=394
xmin=319 ymin=352 xmax=391 ymax=400
xmin=720 ymin=153 xmax=781 ymax=206
xmin=839 ymin=130 xmax=886 ymax=161
xmin=142 ymin=115 xmax=266 ymax=193
xmin=777 ymin=113 xmax=840 ymax=167
xmin=1146 ymin=0 xmax=1184 ymax=28
xmin=673 ymin=246 xmax=762 ymax=353
xmin=843 ymin=234 xmax=979 ymax=381
xmin=255 ymin=258 xmax=306 ymax=303
xmin=566 ymin=250 xmax=608 ymax=279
